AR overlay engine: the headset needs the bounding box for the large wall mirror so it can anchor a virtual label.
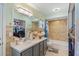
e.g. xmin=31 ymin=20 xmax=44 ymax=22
xmin=13 ymin=19 xmax=25 ymax=38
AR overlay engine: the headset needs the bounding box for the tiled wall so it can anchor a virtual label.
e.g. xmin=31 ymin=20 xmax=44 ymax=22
xmin=48 ymin=19 xmax=67 ymax=41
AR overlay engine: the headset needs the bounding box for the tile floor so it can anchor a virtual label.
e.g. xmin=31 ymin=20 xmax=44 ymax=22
xmin=45 ymin=49 xmax=68 ymax=56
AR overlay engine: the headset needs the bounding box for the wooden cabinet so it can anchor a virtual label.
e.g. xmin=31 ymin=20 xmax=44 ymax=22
xmin=21 ymin=48 xmax=32 ymax=56
xmin=44 ymin=40 xmax=48 ymax=55
xmin=12 ymin=39 xmax=47 ymax=56
xmin=39 ymin=42 xmax=44 ymax=56
xmin=33 ymin=44 xmax=39 ymax=56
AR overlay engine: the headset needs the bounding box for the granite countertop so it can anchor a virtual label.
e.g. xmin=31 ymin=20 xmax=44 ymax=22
xmin=10 ymin=37 xmax=47 ymax=53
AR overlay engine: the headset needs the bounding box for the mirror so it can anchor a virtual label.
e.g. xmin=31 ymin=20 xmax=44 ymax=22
xmin=13 ymin=19 xmax=25 ymax=38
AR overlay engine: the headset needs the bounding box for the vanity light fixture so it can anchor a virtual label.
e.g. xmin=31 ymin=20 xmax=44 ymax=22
xmin=16 ymin=7 xmax=33 ymax=17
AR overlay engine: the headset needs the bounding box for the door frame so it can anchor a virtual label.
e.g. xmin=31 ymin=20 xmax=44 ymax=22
xmin=0 ymin=4 xmax=7 ymax=56
xmin=2 ymin=4 xmax=7 ymax=56
xmin=0 ymin=4 xmax=3 ymax=56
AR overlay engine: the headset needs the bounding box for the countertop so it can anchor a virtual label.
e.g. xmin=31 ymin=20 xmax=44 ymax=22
xmin=10 ymin=37 xmax=47 ymax=53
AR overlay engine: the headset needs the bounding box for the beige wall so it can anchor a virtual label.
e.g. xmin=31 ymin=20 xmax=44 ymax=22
xmin=48 ymin=19 xmax=67 ymax=41
xmin=6 ymin=25 xmax=14 ymax=56
xmin=32 ymin=22 xmax=39 ymax=30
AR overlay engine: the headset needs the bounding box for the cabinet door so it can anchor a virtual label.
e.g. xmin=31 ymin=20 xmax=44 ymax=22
xmin=44 ymin=40 xmax=47 ymax=55
xmin=12 ymin=48 xmax=20 ymax=56
xmin=39 ymin=42 xmax=44 ymax=56
xmin=33 ymin=44 xmax=39 ymax=56
xmin=21 ymin=48 xmax=32 ymax=56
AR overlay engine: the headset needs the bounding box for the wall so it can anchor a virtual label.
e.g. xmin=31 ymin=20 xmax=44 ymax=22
xmin=48 ymin=19 xmax=67 ymax=41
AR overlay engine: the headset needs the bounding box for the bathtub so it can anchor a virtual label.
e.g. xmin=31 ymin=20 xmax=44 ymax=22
xmin=47 ymin=40 xmax=68 ymax=50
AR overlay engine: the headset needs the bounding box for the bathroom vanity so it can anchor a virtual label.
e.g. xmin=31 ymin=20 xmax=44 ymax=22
xmin=11 ymin=38 xmax=47 ymax=56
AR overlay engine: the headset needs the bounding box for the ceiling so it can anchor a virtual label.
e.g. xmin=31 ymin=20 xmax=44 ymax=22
xmin=28 ymin=3 xmax=69 ymax=19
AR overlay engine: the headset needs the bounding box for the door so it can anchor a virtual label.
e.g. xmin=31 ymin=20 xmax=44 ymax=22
xmin=0 ymin=4 xmax=3 ymax=56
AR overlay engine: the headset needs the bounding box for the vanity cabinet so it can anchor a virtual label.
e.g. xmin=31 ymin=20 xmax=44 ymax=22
xmin=44 ymin=39 xmax=48 ymax=55
xmin=12 ymin=48 xmax=21 ymax=56
xmin=33 ymin=44 xmax=40 ymax=56
xmin=12 ymin=47 xmax=33 ymax=56
xmin=21 ymin=48 xmax=32 ymax=56
xmin=11 ymin=39 xmax=47 ymax=56
xmin=39 ymin=42 xmax=44 ymax=56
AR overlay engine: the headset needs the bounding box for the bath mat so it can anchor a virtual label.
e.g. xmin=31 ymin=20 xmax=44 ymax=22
xmin=48 ymin=48 xmax=58 ymax=53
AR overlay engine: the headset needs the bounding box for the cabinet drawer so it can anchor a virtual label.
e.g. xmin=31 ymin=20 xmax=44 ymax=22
xmin=21 ymin=48 xmax=32 ymax=56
